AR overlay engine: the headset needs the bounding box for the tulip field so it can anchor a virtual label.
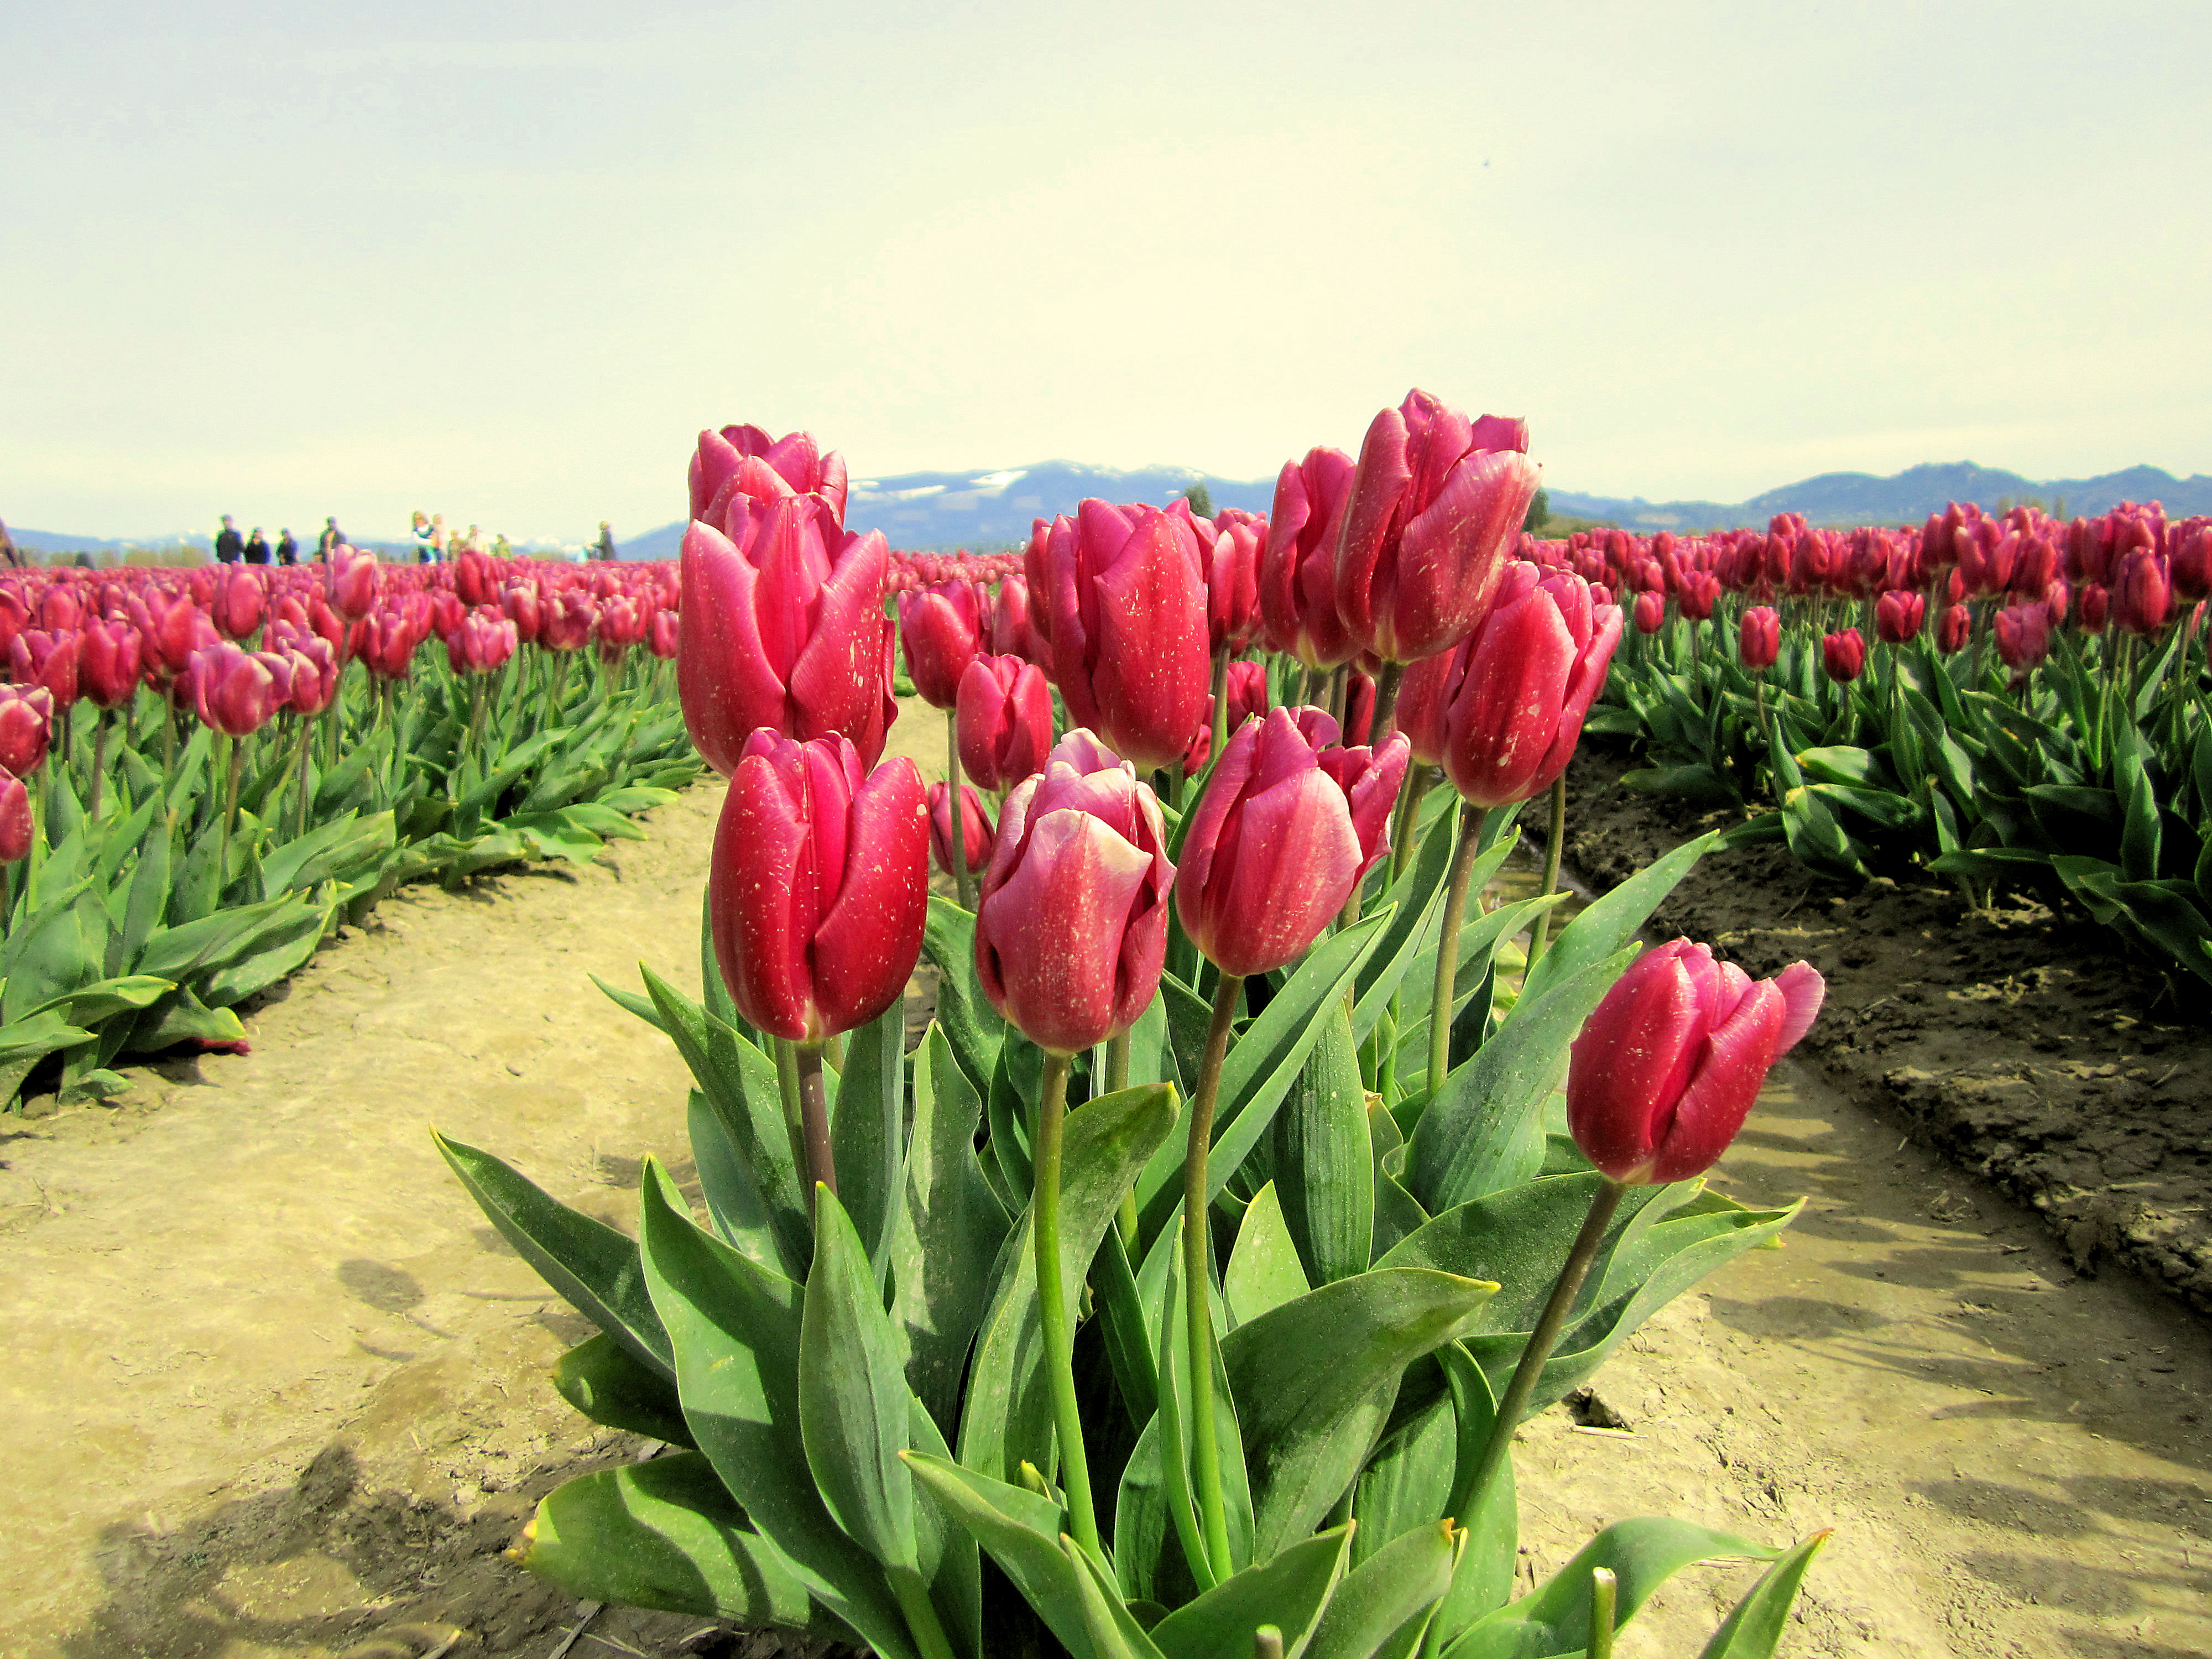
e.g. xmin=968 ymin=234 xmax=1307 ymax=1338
xmin=0 ymin=551 xmax=695 ymax=1112
xmin=11 ymin=404 xmax=2208 ymax=1659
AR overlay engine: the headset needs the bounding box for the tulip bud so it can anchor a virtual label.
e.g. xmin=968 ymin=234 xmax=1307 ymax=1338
xmin=1261 ymin=449 xmax=1359 ymax=670
xmin=1175 ymin=708 xmax=1409 ymax=977
xmin=1632 ymin=590 xmax=1666 ymax=635
xmin=2111 ymin=550 xmax=2173 ymax=635
xmin=79 ymin=619 xmax=144 ymax=709
xmin=974 ymin=730 xmax=1174 ymax=1054
xmin=1567 ymin=938 xmax=1824 ymax=1185
xmin=213 ymin=567 xmax=268 ymax=640
xmin=989 ymin=572 xmax=1044 ymax=665
xmin=1875 ymin=591 xmax=1925 ymax=645
xmin=1440 ymin=568 xmax=1623 ymax=811
xmin=680 ymin=497 xmax=897 ymax=773
xmin=709 ymin=732 xmax=928 ymax=1044
xmin=1204 ymin=508 xmax=1265 ymax=653
xmin=1739 ymin=607 xmax=1780 ymax=670
xmin=898 ymin=580 xmax=985 ymax=709
xmin=1820 ymin=629 xmax=1866 ymax=683
xmin=328 ymin=546 xmax=380 ymax=622
xmin=1040 ymin=501 xmax=1211 ymax=773
xmin=1994 ymin=604 xmax=2051 ymax=673
xmin=1676 ymin=571 xmax=1721 ymax=622
xmin=1937 ymin=604 xmax=1971 ymax=653
xmin=1335 ymin=392 xmax=1541 ymax=664
xmin=1222 ymin=659 xmax=1269 ymax=735
xmin=187 ymin=642 xmax=281 ymax=737
xmin=0 ymin=686 xmax=53 ymax=776
xmin=2077 ymin=582 xmax=2111 ymax=634
xmin=0 ymin=767 xmax=28 ymax=863
xmin=928 ymin=779 xmax=994 ymax=880
xmin=956 ymin=653 xmax=1054 ymax=792
xmin=11 ymin=630 xmax=80 ymax=708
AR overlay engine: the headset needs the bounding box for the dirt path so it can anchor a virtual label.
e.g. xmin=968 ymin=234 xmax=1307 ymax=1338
xmin=2 ymin=716 xmax=2206 ymax=1657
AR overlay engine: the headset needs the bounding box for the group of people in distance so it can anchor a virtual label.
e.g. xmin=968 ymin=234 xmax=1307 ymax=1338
xmin=213 ymin=515 xmax=345 ymax=565
xmin=211 ymin=512 xmax=624 ymax=565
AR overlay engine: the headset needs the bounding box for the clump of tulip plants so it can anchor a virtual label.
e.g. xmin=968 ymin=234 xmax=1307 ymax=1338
xmin=439 ymin=416 xmax=1833 ymax=1659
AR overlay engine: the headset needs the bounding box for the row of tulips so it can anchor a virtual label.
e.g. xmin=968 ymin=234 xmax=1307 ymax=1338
xmin=1559 ymin=501 xmax=2212 ymax=988
xmin=0 ymin=552 xmax=699 ymax=1109
xmin=445 ymin=406 xmax=1836 ymax=1658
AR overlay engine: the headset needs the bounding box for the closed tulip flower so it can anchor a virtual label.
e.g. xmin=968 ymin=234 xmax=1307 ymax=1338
xmin=690 ymin=424 xmax=849 ymax=529
xmin=1223 ymin=659 xmax=1269 ymax=734
xmin=1937 ymin=604 xmax=1971 ymax=653
xmin=188 ymin=643 xmax=281 ymax=737
xmin=974 ymin=730 xmax=1173 ymax=1055
xmin=11 ymin=630 xmax=80 ymax=708
xmin=213 ymin=567 xmax=268 ymax=640
xmin=1040 ymin=501 xmax=1211 ymax=774
xmin=709 ymin=731 xmax=928 ymax=1045
xmin=79 ymin=620 xmax=144 ymax=709
xmin=1261 ymin=448 xmax=1360 ymax=671
xmin=2112 ymin=550 xmax=2173 ymax=635
xmin=1676 ymin=571 xmax=1721 ymax=622
xmin=680 ymin=496 xmax=897 ymax=773
xmin=648 ymin=608 xmax=680 ymax=659
xmin=1739 ymin=607 xmax=1781 ymax=670
xmin=1994 ymin=604 xmax=2051 ymax=673
xmin=1395 ymin=649 xmax=1456 ymax=766
xmin=281 ymin=637 xmax=342 ymax=715
xmin=1441 ymin=567 xmax=1623 ymax=811
xmin=0 ymin=768 xmax=28 ymax=863
xmin=1204 ymin=507 xmax=1265 ymax=653
xmin=328 ymin=546 xmax=380 ymax=622
xmin=957 ymin=653 xmax=1054 ymax=791
xmin=1875 ymin=590 xmax=1926 ymax=645
xmin=0 ymin=685 xmax=53 ymax=776
xmin=1175 ymin=708 xmax=1410 ymax=977
xmin=503 ymin=580 xmax=544 ymax=644
xmin=898 ymin=579 xmax=984 ymax=709
xmin=1821 ymin=629 xmax=1866 ymax=683
xmin=1335 ymin=390 xmax=1541 ymax=664
xmin=989 ymin=572 xmax=1044 ymax=665
xmin=1633 ymin=590 xmax=1666 ymax=635
xmin=928 ymin=779 xmax=994 ymax=880
xmin=1567 ymin=940 xmax=1824 ymax=1185
xmin=540 ymin=589 xmax=599 ymax=654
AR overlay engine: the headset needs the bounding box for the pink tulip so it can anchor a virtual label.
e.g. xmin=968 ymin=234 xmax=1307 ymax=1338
xmin=690 ymin=424 xmax=849 ymax=529
xmin=1820 ymin=629 xmax=1866 ymax=683
xmin=1039 ymin=502 xmax=1211 ymax=774
xmin=1994 ymin=604 xmax=2051 ymax=672
xmin=898 ymin=580 xmax=985 ymax=709
xmin=709 ymin=731 xmax=928 ymax=1044
xmin=540 ymin=590 xmax=599 ymax=654
xmin=679 ymin=496 xmax=896 ymax=773
xmin=928 ymin=779 xmax=995 ymax=880
xmin=1875 ymin=591 xmax=1925 ymax=645
xmin=1439 ymin=567 xmax=1623 ymax=811
xmin=1175 ymin=708 xmax=1409 ymax=977
xmin=11 ymin=630 xmax=80 ymax=708
xmin=1739 ymin=607 xmax=1780 ymax=670
xmin=328 ymin=546 xmax=380 ymax=622
xmin=974 ymin=730 xmax=1174 ymax=1054
xmin=1260 ymin=448 xmax=1360 ymax=671
xmin=0 ymin=768 xmax=28 ymax=863
xmin=79 ymin=620 xmax=144 ymax=709
xmin=1223 ymin=659 xmax=1270 ymax=735
xmin=1567 ymin=939 xmax=1824 ymax=1185
xmin=282 ymin=637 xmax=342 ymax=715
xmin=1936 ymin=605 xmax=1971 ymax=653
xmin=1204 ymin=507 xmax=1265 ymax=653
xmin=0 ymin=686 xmax=53 ymax=776
xmin=187 ymin=643 xmax=281 ymax=737
xmin=1334 ymin=391 xmax=1540 ymax=664
xmin=956 ymin=653 xmax=1054 ymax=792
xmin=213 ymin=567 xmax=267 ymax=641
xmin=2111 ymin=550 xmax=2173 ymax=635
xmin=1676 ymin=571 xmax=1721 ymax=622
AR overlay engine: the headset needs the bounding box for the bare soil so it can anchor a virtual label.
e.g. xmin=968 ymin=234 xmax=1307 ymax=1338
xmin=1 ymin=712 xmax=2206 ymax=1657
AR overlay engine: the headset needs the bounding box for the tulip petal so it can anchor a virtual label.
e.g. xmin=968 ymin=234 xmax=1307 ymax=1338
xmin=679 ymin=521 xmax=784 ymax=775
xmin=1566 ymin=951 xmax=1704 ymax=1183
xmin=1774 ymin=962 xmax=1826 ymax=1052
xmin=813 ymin=759 xmax=931 ymax=1036
xmin=712 ymin=760 xmax=815 ymax=1041
xmin=976 ymin=807 xmax=1154 ymax=1054
xmin=1207 ymin=768 xmax=1362 ymax=977
xmin=1648 ymin=980 xmax=1786 ymax=1184
xmin=1443 ymin=590 xmax=1577 ymax=810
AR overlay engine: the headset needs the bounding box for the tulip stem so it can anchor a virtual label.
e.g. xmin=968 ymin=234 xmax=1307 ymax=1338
xmin=1387 ymin=764 xmax=1437 ymax=885
xmin=1459 ymin=1176 xmax=1625 ymax=1521
xmin=1185 ymin=971 xmax=1245 ymax=1583
xmin=1428 ymin=807 xmax=1490 ymax=1093
xmin=1209 ymin=644 xmax=1230 ymax=768
xmin=1527 ymin=776 xmax=1569 ymax=968
xmin=946 ymin=708 xmax=973 ymax=909
xmin=294 ymin=714 xmax=316 ymax=839
xmin=793 ymin=1042 xmax=837 ymax=1211
xmin=773 ymin=1037 xmax=810 ymax=1197
xmin=219 ymin=734 xmax=246 ymax=892
xmin=87 ymin=711 xmax=107 ymax=822
xmin=1368 ymin=660 xmax=1405 ymax=743
xmin=1032 ymin=1051 xmax=1100 ymax=1557
xmin=1587 ymin=1567 xmax=1620 ymax=1659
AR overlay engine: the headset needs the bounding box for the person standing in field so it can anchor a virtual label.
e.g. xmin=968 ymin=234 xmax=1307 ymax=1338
xmin=0 ymin=520 xmax=20 ymax=570
xmin=411 ymin=510 xmax=434 ymax=564
xmin=276 ymin=528 xmax=298 ymax=566
xmin=593 ymin=520 xmax=618 ymax=562
xmin=245 ymin=526 xmax=272 ymax=565
xmin=215 ymin=514 xmax=245 ymax=564
xmin=316 ymin=517 xmax=342 ymax=560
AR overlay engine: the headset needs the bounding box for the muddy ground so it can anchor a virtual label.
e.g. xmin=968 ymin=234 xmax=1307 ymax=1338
xmin=1 ymin=711 xmax=2207 ymax=1657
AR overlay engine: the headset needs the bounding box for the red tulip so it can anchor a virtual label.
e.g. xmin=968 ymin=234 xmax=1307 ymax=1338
xmin=328 ymin=546 xmax=380 ymax=622
xmin=956 ymin=653 xmax=1054 ymax=791
xmin=1676 ymin=571 xmax=1721 ymax=622
xmin=2172 ymin=526 xmax=2212 ymax=603
xmin=449 ymin=609 xmax=519 ymax=675
xmin=1875 ymin=591 xmax=1925 ymax=645
xmin=928 ymin=779 xmax=994 ymax=880
xmin=1994 ymin=604 xmax=2051 ymax=673
xmin=39 ymin=586 xmax=82 ymax=634
xmin=679 ymin=496 xmax=896 ymax=773
xmin=1567 ymin=938 xmax=1824 ymax=1185
xmin=1936 ymin=604 xmax=1971 ymax=653
xmin=0 ymin=686 xmax=53 ymax=776
xmin=690 ymin=424 xmax=849 ymax=529
xmin=1334 ymin=391 xmax=1540 ymax=664
xmin=1739 ymin=607 xmax=1780 ymax=670
xmin=973 ymin=730 xmax=1174 ymax=1054
xmin=1396 ymin=650 xmax=1455 ymax=766
xmin=11 ymin=630 xmax=80 ymax=708
xmin=213 ymin=567 xmax=268 ymax=641
xmin=357 ymin=612 xmax=419 ymax=681
xmin=187 ymin=643 xmax=281 ymax=737
xmin=282 ymin=637 xmax=342 ymax=714
xmin=1260 ymin=448 xmax=1360 ymax=671
xmin=649 ymin=608 xmax=680 ymax=659
xmin=2111 ymin=550 xmax=2173 ymax=635
xmin=898 ymin=580 xmax=985 ymax=709
xmin=1039 ymin=502 xmax=1211 ymax=774
xmin=1439 ymin=567 xmax=1622 ymax=811
xmin=1820 ymin=629 xmax=1866 ymax=683
xmin=79 ymin=620 xmax=144 ymax=709
xmin=455 ymin=549 xmax=497 ymax=607
xmin=1632 ymin=590 xmax=1666 ymax=635
xmin=1343 ymin=666 xmax=1376 ymax=747
xmin=2077 ymin=582 xmax=2110 ymax=634
xmin=0 ymin=768 xmax=28 ymax=863
xmin=540 ymin=590 xmax=599 ymax=654
xmin=1204 ymin=507 xmax=1265 ymax=653
xmin=503 ymin=581 xmax=544 ymax=644
xmin=709 ymin=731 xmax=928 ymax=1044
xmin=1223 ymin=659 xmax=1269 ymax=735
xmin=1175 ymin=707 xmax=1409 ymax=977
xmin=989 ymin=572 xmax=1044 ymax=665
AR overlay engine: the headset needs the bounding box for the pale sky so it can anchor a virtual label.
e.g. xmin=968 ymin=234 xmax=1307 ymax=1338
xmin=4 ymin=1 xmax=2206 ymax=542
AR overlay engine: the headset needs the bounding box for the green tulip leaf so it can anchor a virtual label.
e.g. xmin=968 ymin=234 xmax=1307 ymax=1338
xmin=1516 ymin=831 xmax=1715 ymax=1010
xmin=921 ymin=894 xmax=1005 ymax=1098
xmin=1223 ymin=1267 xmax=1497 ymax=1559
xmin=551 ymin=1331 xmax=694 ymax=1447
xmin=1350 ymin=1392 xmax=1454 ymax=1568
xmin=1694 ymin=1531 xmax=1832 ymax=1658
xmin=1068 ymin=1535 xmax=1174 ymax=1659
xmin=1148 ymin=1523 xmax=1352 ymax=1659
xmin=1269 ymin=997 xmax=1374 ymax=1286
xmin=433 ymin=1129 xmax=671 ymax=1379
xmin=905 ymin=1451 xmax=1120 ymax=1659
xmin=1223 ymin=1182 xmax=1310 ymax=1328
xmin=1305 ymin=1519 xmax=1461 ymax=1659
xmin=831 ymin=997 xmax=909 ymax=1281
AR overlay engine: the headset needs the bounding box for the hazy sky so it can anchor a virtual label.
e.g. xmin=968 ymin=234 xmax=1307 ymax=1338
xmin=5 ymin=1 xmax=2207 ymax=541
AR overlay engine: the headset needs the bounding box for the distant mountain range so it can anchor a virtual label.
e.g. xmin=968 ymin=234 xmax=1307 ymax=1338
xmin=19 ymin=459 xmax=2210 ymax=563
